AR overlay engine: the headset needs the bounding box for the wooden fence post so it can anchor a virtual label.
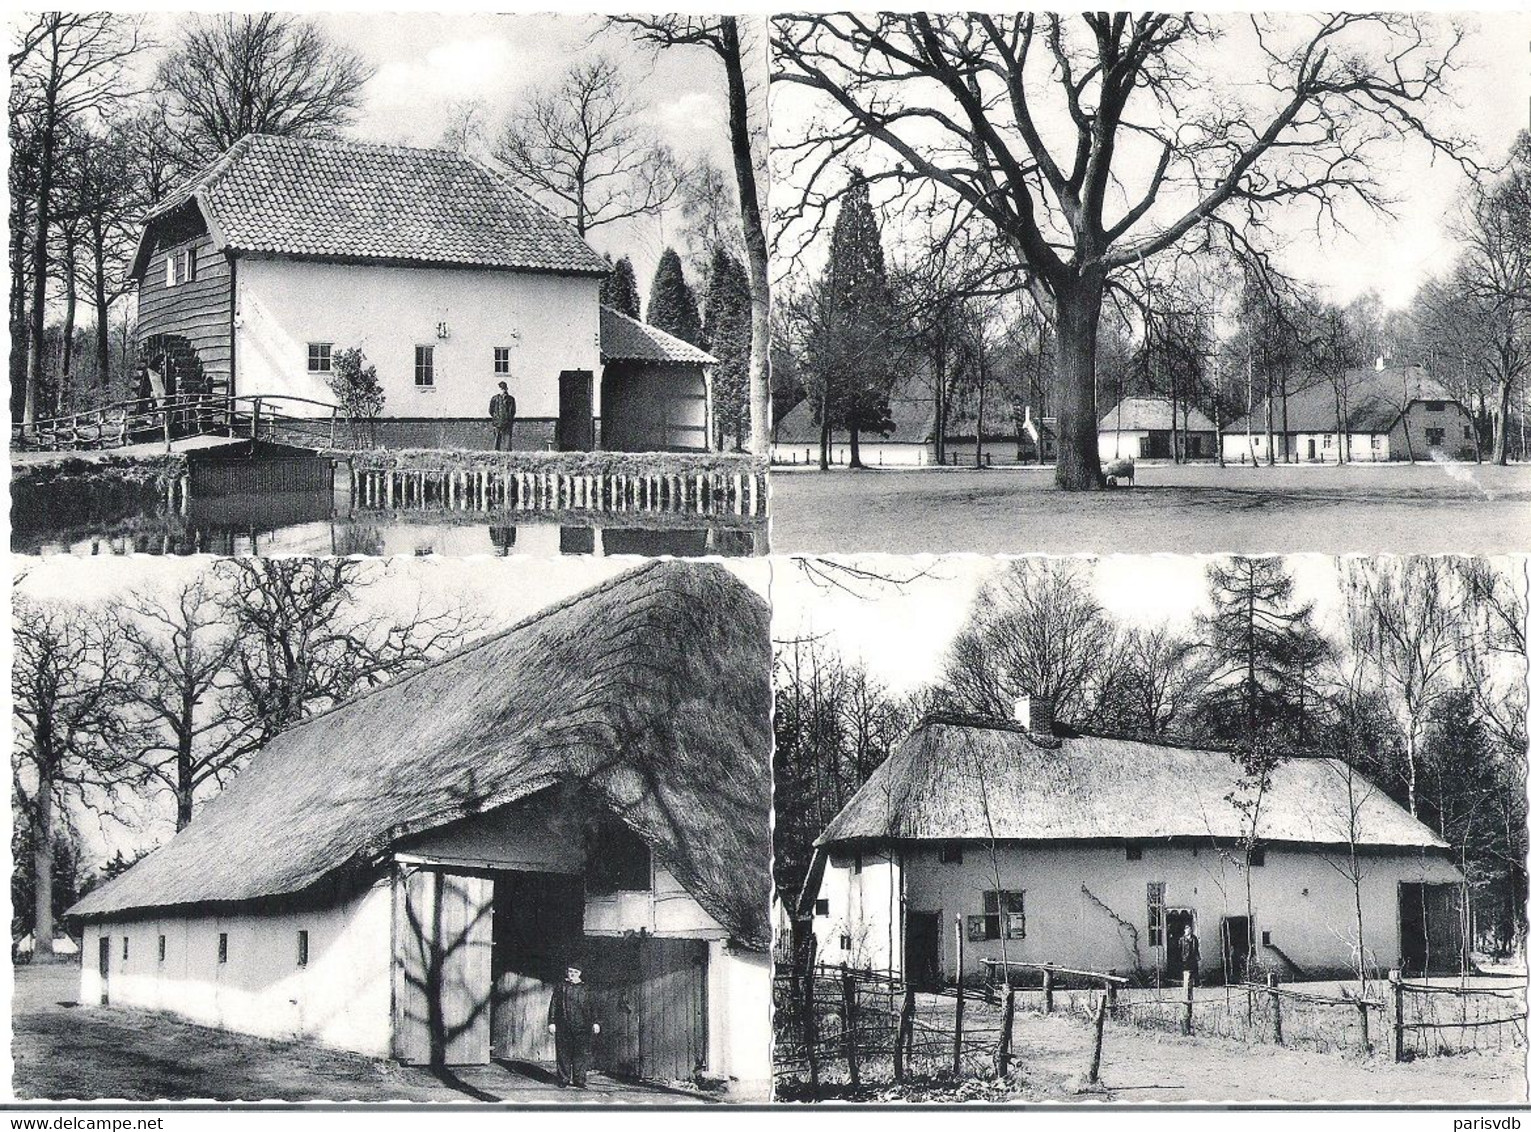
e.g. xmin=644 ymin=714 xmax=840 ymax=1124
xmin=841 ymin=963 xmax=860 ymax=1088
xmin=1181 ymin=970 xmax=1193 ymax=1036
xmin=894 ymin=984 xmax=914 ymax=1083
xmin=1105 ymin=971 xmax=1119 ymax=1020
xmin=1043 ymin=963 xmax=1054 ymax=1014
xmin=1088 ymin=991 xmax=1108 ymax=1084
xmin=803 ymin=959 xmax=819 ymax=1090
xmin=1357 ymin=997 xmax=1371 ymax=1056
xmin=1389 ymin=969 xmax=1405 ymax=1062
xmin=952 ymin=916 xmax=965 ymax=1074
xmin=996 ymin=986 xmax=1016 ymax=1077
xmin=1268 ymin=973 xmax=1283 ymax=1046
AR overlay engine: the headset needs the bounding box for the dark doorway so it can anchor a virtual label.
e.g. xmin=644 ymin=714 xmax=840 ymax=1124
xmin=1145 ymin=431 xmax=1171 ymax=459
xmin=1164 ymin=908 xmax=1196 ymax=980
xmin=489 ymin=871 xmax=584 ymax=1064
xmin=1306 ymin=437 xmax=1317 ymax=461
xmin=557 ymin=370 xmax=595 ymax=452
xmin=1221 ymin=916 xmax=1252 ymax=984
xmin=905 ymin=911 xmax=941 ymax=989
xmin=1399 ymin=882 xmax=1467 ymax=975
xmin=97 ymin=936 xmax=110 ymax=1005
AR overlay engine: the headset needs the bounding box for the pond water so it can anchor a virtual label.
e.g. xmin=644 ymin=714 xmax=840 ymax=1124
xmin=16 ymin=487 xmax=766 ymax=558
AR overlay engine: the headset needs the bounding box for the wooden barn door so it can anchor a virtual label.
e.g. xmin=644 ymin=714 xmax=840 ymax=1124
xmin=557 ymin=370 xmax=595 ymax=452
xmin=489 ymin=872 xmax=583 ymax=1064
xmin=393 ymin=867 xmax=495 ymax=1065
xmin=584 ymin=936 xmax=708 ymax=1083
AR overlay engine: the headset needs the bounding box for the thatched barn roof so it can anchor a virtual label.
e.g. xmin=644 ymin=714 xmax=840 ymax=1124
xmin=71 ymin=561 xmax=771 ymax=948
xmin=819 ymin=717 xmax=1448 ymax=853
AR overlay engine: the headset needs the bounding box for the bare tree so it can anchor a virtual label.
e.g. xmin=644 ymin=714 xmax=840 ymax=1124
xmin=942 ymin=559 xmax=1115 ymax=720
xmin=10 ymin=12 xmax=143 ymax=425
xmin=611 ymin=17 xmax=773 ymax=455
xmin=12 ymin=597 xmax=136 ymax=956
xmin=218 ymin=560 xmax=481 ymax=745
xmin=158 ymin=14 xmax=373 ymax=167
xmin=773 ymin=13 xmax=1468 ymax=489
xmin=1343 ymin=559 xmax=1461 ymax=817
xmin=117 ymin=578 xmax=248 ymax=831
xmin=438 ymin=96 xmax=489 ymax=157
xmin=492 ymin=56 xmax=680 ymax=238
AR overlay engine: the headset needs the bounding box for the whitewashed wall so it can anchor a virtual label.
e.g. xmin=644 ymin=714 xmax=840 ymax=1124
xmin=79 ymin=879 xmax=394 ymax=1057
xmin=811 ymin=842 xmax=1462 ymax=980
xmin=235 ymin=259 xmax=602 ymax=419
xmin=707 ymin=942 xmax=772 ymax=1100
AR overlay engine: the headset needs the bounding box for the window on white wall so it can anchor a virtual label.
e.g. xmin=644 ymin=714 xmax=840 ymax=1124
xmin=970 ymin=891 xmax=1025 ymax=941
xmin=415 ymin=345 xmax=435 ymax=388
xmin=158 ymin=935 xmax=166 ymax=962
xmin=297 ymin=930 xmax=309 ymax=967
xmin=814 ymin=898 xmax=829 ymax=916
xmin=218 ymin=933 xmax=228 ymax=964
xmin=1147 ymin=881 xmax=1166 ymax=947
xmin=307 ymin=343 xmax=333 ymax=373
xmin=122 ymin=936 xmax=129 ymax=961
xmin=493 ymin=347 xmax=511 ymax=375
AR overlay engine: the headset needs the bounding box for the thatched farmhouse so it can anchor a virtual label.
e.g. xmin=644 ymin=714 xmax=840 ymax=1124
xmin=1098 ymin=395 xmax=1218 ymax=462
xmin=1221 ymin=364 xmax=1475 ymax=463
xmin=69 ymin=560 xmax=771 ymax=1096
xmin=131 ymin=134 xmax=715 ymax=452
xmin=802 ymin=704 xmax=1465 ymax=988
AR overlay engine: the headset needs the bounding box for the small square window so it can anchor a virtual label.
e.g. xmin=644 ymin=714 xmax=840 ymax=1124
xmin=414 ymin=345 xmax=435 ymax=387
xmin=183 ymin=248 xmax=197 ymax=283
xmin=218 ymin=933 xmax=228 ymax=964
xmin=838 ymin=933 xmax=850 ymax=951
xmin=297 ymin=930 xmax=309 ymax=968
xmin=814 ymin=898 xmax=829 ymax=917
xmin=493 ymin=347 xmax=511 ymax=375
xmin=1249 ymin=847 xmax=1266 ymax=867
xmin=1125 ymin=844 xmax=1142 ymax=861
xmin=158 ymin=935 xmax=166 ymax=962
xmin=1424 ymin=400 xmax=1445 ymax=412
xmin=307 ymin=343 xmax=333 ymax=373
xmin=1261 ymin=930 xmax=1272 ymax=947
xmin=940 ymin=843 xmax=963 ymax=865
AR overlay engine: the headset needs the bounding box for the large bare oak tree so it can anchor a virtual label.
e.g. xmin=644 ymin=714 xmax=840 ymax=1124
xmin=772 ymin=13 xmax=1466 ymax=488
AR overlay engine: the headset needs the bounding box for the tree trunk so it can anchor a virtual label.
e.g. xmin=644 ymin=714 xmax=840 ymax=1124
xmin=932 ymin=336 xmax=948 ymax=465
xmin=720 ymin=17 xmax=771 ymax=458
xmin=818 ymin=401 xmax=830 ymax=471
xmin=1280 ymin=375 xmax=1291 ymax=463
xmin=848 ymin=424 xmax=863 ymax=469
xmin=33 ymin=774 xmax=55 ymax=960
xmin=26 ymin=111 xmax=58 ymax=427
xmin=92 ymin=220 xmax=111 ymax=389
xmin=177 ymin=729 xmax=195 ymax=831
xmin=1492 ymin=375 xmax=1513 ymax=466
xmin=1052 ymin=280 xmax=1106 ymax=490
xmin=10 ymin=195 xmax=31 ymax=420
xmin=60 ymin=235 xmax=78 ymax=399
xmin=974 ymin=333 xmax=987 ymax=469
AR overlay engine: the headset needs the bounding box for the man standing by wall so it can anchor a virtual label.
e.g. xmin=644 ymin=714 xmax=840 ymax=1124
xmin=1179 ymin=924 xmax=1201 ymax=987
xmin=547 ymin=960 xmax=600 ymax=1088
xmin=490 ymin=381 xmax=517 ymax=450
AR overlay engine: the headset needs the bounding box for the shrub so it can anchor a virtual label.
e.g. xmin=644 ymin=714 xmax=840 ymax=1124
xmin=327 ymin=347 xmax=385 ymax=448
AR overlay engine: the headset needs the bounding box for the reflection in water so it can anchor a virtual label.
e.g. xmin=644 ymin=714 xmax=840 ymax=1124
xmin=18 ymin=487 xmax=764 ymax=558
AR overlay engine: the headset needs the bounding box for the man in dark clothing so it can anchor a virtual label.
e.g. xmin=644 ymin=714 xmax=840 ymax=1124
xmin=490 ymin=381 xmax=516 ymax=451
xmin=548 ymin=962 xmax=599 ymax=1088
xmin=1178 ymin=925 xmax=1201 ymax=986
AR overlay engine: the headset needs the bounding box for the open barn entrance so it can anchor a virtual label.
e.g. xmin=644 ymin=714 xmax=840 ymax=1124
xmin=1399 ymin=882 xmax=1468 ymax=975
xmin=490 ymin=872 xmax=584 ymax=1065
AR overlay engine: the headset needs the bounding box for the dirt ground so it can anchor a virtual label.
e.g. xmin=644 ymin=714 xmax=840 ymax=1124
xmin=769 ymin=462 xmax=1531 ymax=555
xmin=11 ymin=964 xmax=704 ymax=1104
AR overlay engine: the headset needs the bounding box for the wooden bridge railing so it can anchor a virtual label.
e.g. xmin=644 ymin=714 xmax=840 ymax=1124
xmin=12 ymin=393 xmax=343 ymax=454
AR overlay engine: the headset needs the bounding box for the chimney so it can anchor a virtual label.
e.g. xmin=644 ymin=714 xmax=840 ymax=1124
xmin=1013 ymin=694 xmax=1054 ymax=737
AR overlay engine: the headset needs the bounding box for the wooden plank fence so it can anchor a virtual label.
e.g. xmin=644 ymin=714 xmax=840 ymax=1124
xmin=348 ymin=464 xmax=766 ymax=521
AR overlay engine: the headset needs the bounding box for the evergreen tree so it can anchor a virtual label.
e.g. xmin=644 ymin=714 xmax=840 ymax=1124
xmin=1196 ymin=556 xmax=1328 ymax=763
xmin=702 ymin=246 xmax=752 ymax=451
xmin=645 ymin=248 xmax=702 ymax=345
xmin=803 ymin=170 xmax=900 ymax=468
xmin=600 ymin=255 xmax=641 ymax=320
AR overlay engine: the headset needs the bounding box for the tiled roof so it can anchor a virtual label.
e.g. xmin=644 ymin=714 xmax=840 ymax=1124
xmin=138 ymin=134 xmax=608 ymax=276
xmin=600 ymin=306 xmax=716 ymax=365
xmin=1226 ymin=366 xmax=1459 ymax=434
xmin=1099 ymin=395 xmax=1218 ymax=433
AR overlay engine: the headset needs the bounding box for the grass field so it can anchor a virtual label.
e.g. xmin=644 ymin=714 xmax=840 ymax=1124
xmin=11 ymin=964 xmax=700 ymax=1103
xmin=769 ymin=462 xmax=1531 ymax=555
